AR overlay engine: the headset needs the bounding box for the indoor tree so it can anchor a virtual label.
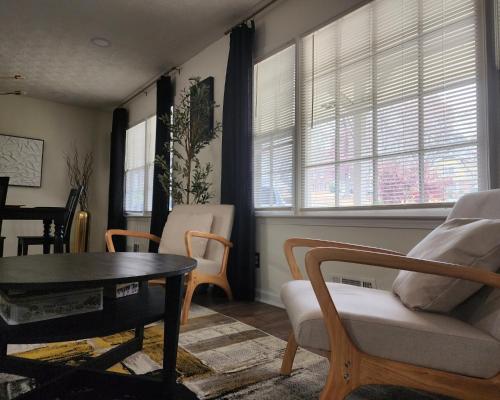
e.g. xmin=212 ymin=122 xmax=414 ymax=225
xmin=156 ymin=77 xmax=221 ymax=204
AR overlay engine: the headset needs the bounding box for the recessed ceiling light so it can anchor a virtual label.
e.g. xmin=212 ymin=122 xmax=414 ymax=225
xmin=90 ymin=37 xmax=111 ymax=48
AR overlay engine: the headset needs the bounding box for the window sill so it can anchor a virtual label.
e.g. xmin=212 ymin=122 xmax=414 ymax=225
xmin=124 ymin=213 xmax=152 ymax=219
xmin=256 ymin=207 xmax=450 ymax=219
xmin=255 ymin=207 xmax=450 ymax=230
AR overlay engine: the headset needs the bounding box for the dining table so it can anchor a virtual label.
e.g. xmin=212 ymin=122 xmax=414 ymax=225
xmin=0 ymin=205 xmax=67 ymax=253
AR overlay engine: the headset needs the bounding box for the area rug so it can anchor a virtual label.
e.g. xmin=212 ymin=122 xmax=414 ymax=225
xmin=0 ymin=305 xmax=448 ymax=399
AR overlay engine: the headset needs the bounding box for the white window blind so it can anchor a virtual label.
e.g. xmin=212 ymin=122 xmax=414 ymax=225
xmin=124 ymin=115 xmax=156 ymax=214
xmin=301 ymin=0 xmax=482 ymax=209
xmin=253 ymin=45 xmax=296 ymax=209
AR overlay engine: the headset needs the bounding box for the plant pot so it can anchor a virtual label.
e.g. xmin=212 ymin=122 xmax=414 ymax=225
xmin=74 ymin=210 xmax=90 ymax=253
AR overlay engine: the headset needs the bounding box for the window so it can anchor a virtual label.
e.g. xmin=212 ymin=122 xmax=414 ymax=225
xmin=124 ymin=116 xmax=156 ymax=214
xmin=253 ymin=45 xmax=296 ymax=209
xmin=253 ymin=0 xmax=486 ymax=211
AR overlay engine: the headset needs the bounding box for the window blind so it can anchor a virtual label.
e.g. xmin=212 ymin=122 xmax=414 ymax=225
xmin=253 ymin=45 xmax=296 ymax=209
xmin=300 ymin=0 xmax=482 ymax=209
xmin=124 ymin=116 xmax=156 ymax=213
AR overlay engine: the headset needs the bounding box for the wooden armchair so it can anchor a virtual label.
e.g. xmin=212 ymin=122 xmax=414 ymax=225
xmin=297 ymin=244 xmax=500 ymax=400
xmin=105 ymin=204 xmax=235 ymax=325
xmin=280 ymin=189 xmax=500 ymax=399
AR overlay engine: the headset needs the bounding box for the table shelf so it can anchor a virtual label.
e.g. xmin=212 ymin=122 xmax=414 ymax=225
xmin=0 ymin=286 xmax=166 ymax=344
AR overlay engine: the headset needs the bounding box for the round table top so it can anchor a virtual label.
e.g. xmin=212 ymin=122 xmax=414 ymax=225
xmin=0 ymin=252 xmax=196 ymax=290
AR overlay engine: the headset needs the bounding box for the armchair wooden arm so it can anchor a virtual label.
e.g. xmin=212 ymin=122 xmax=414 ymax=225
xmin=184 ymin=230 xmax=233 ymax=276
xmin=284 ymin=237 xmax=404 ymax=280
xmin=304 ymin=246 xmax=500 ymax=400
xmin=181 ymin=230 xmax=234 ymax=325
xmin=105 ymin=229 xmax=161 ymax=253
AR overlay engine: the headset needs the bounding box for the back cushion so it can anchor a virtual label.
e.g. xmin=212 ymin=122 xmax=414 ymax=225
xmin=452 ymin=285 xmax=500 ymax=341
xmin=392 ymin=218 xmax=500 ymax=312
xmin=158 ymin=212 xmax=213 ymax=257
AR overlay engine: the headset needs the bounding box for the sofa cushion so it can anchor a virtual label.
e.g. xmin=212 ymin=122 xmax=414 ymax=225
xmin=158 ymin=212 xmax=213 ymax=257
xmin=392 ymin=218 xmax=500 ymax=312
xmin=281 ymin=280 xmax=500 ymax=378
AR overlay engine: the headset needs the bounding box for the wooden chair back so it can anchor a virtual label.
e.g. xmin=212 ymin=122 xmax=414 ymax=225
xmin=63 ymin=186 xmax=83 ymax=240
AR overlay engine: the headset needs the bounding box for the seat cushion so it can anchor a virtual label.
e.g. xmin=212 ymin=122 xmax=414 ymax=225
xmin=194 ymin=257 xmax=220 ymax=276
xmin=281 ymin=280 xmax=500 ymax=378
xmin=392 ymin=218 xmax=500 ymax=312
xmin=158 ymin=211 xmax=213 ymax=257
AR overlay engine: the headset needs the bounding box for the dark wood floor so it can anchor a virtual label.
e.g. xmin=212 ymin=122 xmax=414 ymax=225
xmin=192 ymin=286 xmax=291 ymax=341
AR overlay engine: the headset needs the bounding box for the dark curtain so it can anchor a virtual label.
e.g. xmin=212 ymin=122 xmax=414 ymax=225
xmin=107 ymin=108 xmax=128 ymax=252
xmin=221 ymin=22 xmax=255 ymax=301
xmin=149 ymin=76 xmax=173 ymax=252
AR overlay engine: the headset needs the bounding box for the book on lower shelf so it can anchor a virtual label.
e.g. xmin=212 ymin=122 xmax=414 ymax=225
xmin=0 ymin=287 xmax=103 ymax=325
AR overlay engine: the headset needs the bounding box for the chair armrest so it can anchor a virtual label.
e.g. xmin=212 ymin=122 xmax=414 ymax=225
xmin=105 ymin=229 xmax=161 ymax=252
xmin=184 ymin=230 xmax=233 ymax=257
xmin=284 ymin=238 xmax=404 ymax=280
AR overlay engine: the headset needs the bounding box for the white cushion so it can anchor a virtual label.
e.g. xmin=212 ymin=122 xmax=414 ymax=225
xmin=194 ymin=257 xmax=221 ymax=275
xmin=158 ymin=211 xmax=213 ymax=257
xmin=171 ymin=205 xmax=234 ymax=263
xmin=392 ymin=218 xmax=500 ymax=312
xmin=281 ymin=280 xmax=500 ymax=378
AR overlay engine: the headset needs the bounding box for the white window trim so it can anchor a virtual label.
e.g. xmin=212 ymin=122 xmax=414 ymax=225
xmin=254 ymin=0 xmax=491 ymax=217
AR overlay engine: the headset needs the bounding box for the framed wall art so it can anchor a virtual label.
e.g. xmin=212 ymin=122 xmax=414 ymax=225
xmin=0 ymin=134 xmax=44 ymax=187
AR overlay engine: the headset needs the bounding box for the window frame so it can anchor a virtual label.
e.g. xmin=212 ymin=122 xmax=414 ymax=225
xmin=124 ymin=114 xmax=156 ymax=217
xmin=253 ymin=0 xmax=491 ymax=217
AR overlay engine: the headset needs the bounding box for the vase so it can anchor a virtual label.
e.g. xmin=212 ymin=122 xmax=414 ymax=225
xmin=74 ymin=210 xmax=90 ymax=253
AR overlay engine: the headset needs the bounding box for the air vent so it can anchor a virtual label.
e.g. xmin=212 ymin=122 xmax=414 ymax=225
xmin=331 ymin=274 xmax=376 ymax=289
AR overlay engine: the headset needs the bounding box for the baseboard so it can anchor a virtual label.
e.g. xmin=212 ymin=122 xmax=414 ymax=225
xmin=256 ymin=288 xmax=284 ymax=308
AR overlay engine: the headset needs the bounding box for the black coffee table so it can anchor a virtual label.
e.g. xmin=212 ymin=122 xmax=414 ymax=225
xmin=0 ymin=252 xmax=198 ymax=399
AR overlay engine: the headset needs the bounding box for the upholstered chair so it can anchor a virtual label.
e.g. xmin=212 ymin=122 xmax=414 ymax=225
xmin=280 ymin=189 xmax=500 ymax=400
xmin=106 ymin=204 xmax=234 ymax=324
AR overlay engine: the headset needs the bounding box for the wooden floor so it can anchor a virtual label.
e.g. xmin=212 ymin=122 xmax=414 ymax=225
xmin=192 ymin=286 xmax=291 ymax=341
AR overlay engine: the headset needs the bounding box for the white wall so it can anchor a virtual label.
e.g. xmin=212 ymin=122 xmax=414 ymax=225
xmin=0 ymin=95 xmax=112 ymax=256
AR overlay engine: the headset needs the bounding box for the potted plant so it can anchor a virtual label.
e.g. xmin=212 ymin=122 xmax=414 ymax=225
xmin=65 ymin=146 xmax=94 ymax=252
xmin=156 ymin=77 xmax=222 ymax=204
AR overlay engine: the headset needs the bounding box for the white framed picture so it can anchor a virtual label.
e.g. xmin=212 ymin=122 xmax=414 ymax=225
xmin=0 ymin=134 xmax=44 ymax=187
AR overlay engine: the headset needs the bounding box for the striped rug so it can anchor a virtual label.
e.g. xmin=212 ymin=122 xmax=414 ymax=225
xmin=0 ymin=305 xmax=447 ymax=399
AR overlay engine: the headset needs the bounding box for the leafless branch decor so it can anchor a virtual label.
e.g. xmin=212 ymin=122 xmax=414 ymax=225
xmin=65 ymin=145 xmax=94 ymax=211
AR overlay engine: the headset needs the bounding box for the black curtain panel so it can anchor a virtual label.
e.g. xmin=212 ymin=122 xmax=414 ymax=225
xmin=221 ymin=22 xmax=256 ymax=301
xmin=107 ymin=108 xmax=128 ymax=252
xmin=149 ymin=76 xmax=173 ymax=252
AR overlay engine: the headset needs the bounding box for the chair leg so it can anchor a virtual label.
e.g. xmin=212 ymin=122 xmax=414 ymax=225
xmin=22 ymin=242 xmax=28 ymax=256
xmin=0 ymin=239 xmax=4 ymax=258
xmin=17 ymin=239 xmax=22 ymax=256
xmin=320 ymin=364 xmax=353 ymax=400
xmin=280 ymin=332 xmax=298 ymax=375
xmin=181 ymin=280 xmax=197 ymax=325
xmin=219 ymin=277 xmax=233 ymax=300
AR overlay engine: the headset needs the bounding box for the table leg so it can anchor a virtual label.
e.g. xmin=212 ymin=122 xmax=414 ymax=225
xmin=53 ymin=218 xmax=64 ymax=254
xmin=162 ymin=274 xmax=185 ymax=394
xmin=42 ymin=219 xmax=51 ymax=254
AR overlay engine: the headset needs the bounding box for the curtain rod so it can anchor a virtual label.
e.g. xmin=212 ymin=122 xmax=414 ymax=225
xmin=224 ymin=0 xmax=281 ymax=35
xmin=117 ymin=65 xmax=180 ymax=108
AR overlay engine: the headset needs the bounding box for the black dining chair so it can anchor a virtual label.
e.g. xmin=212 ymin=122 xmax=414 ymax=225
xmin=0 ymin=177 xmax=9 ymax=257
xmin=17 ymin=186 xmax=83 ymax=256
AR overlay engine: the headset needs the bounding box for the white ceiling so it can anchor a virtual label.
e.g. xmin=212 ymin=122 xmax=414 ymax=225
xmin=0 ymin=0 xmax=263 ymax=109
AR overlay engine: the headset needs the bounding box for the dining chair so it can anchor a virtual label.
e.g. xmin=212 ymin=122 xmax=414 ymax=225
xmin=280 ymin=189 xmax=500 ymax=400
xmin=105 ymin=204 xmax=235 ymax=324
xmin=0 ymin=177 xmax=9 ymax=257
xmin=17 ymin=186 xmax=83 ymax=255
